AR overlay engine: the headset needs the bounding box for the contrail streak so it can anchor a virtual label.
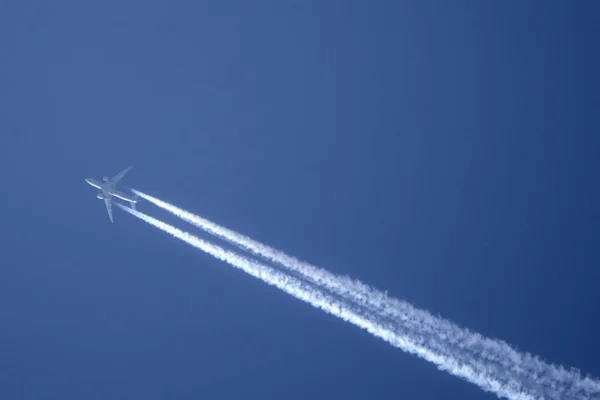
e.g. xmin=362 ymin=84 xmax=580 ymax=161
xmin=117 ymin=204 xmax=597 ymax=400
xmin=131 ymin=189 xmax=600 ymax=399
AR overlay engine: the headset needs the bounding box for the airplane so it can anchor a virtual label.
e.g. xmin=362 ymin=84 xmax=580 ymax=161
xmin=85 ymin=166 xmax=139 ymax=223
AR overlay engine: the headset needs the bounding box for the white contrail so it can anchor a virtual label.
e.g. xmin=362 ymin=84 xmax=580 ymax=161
xmin=116 ymin=204 xmax=595 ymax=400
xmin=131 ymin=189 xmax=600 ymax=399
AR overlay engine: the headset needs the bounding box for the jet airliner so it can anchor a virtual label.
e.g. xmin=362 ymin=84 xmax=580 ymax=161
xmin=85 ymin=166 xmax=138 ymax=223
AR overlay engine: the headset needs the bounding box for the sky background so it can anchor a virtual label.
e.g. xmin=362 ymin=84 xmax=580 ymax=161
xmin=2 ymin=1 xmax=600 ymax=399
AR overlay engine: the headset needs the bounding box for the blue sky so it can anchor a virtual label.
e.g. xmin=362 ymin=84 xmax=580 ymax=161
xmin=2 ymin=1 xmax=599 ymax=399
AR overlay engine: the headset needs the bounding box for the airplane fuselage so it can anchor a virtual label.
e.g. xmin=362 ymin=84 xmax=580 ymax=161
xmin=85 ymin=178 xmax=138 ymax=203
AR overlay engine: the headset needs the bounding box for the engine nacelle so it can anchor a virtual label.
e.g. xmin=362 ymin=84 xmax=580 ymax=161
xmin=103 ymin=176 xmax=109 ymax=182
xmin=97 ymin=193 xmax=104 ymax=199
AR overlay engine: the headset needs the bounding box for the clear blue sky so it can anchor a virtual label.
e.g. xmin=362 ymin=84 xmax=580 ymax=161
xmin=2 ymin=1 xmax=599 ymax=399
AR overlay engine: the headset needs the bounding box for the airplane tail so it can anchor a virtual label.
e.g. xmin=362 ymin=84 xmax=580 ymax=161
xmin=130 ymin=194 xmax=139 ymax=211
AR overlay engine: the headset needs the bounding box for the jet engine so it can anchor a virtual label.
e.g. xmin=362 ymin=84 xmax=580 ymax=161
xmin=97 ymin=193 xmax=104 ymax=199
xmin=103 ymin=176 xmax=109 ymax=181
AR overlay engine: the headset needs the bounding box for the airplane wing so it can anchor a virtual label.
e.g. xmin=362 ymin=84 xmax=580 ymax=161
xmin=109 ymin=166 xmax=133 ymax=186
xmin=104 ymin=198 xmax=114 ymax=223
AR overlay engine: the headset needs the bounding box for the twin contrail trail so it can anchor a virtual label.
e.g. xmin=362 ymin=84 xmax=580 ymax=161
xmin=118 ymin=195 xmax=600 ymax=400
xmin=130 ymin=190 xmax=529 ymax=365
xmin=115 ymin=204 xmax=530 ymax=400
